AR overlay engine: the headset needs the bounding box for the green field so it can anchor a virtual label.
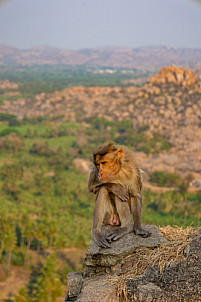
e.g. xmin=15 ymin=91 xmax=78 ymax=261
xmin=0 ymin=65 xmax=151 ymax=94
xmin=0 ymin=113 xmax=200 ymax=301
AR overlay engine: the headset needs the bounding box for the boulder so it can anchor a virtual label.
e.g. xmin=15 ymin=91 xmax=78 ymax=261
xmin=64 ymin=226 xmax=201 ymax=302
xmin=125 ymin=234 xmax=201 ymax=302
xmin=151 ymin=66 xmax=197 ymax=86
xmin=73 ymin=158 xmax=91 ymax=174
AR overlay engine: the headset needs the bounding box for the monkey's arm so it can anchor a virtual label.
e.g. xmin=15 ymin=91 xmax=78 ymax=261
xmin=88 ymin=167 xmax=129 ymax=201
xmin=105 ymin=183 xmax=129 ymax=202
xmin=88 ymin=166 xmax=102 ymax=194
xmin=90 ymin=182 xmax=129 ymax=202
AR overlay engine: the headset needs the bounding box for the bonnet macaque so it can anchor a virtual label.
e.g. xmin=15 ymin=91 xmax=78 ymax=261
xmin=88 ymin=143 xmax=151 ymax=248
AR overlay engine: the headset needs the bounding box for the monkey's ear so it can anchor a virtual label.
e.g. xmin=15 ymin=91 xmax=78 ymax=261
xmin=117 ymin=146 xmax=124 ymax=158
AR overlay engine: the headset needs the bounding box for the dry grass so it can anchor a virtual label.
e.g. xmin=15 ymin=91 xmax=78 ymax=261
xmin=112 ymin=225 xmax=200 ymax=301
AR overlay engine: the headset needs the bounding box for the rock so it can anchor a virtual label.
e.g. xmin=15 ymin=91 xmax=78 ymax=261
xmin=65 ymin=272 xmax=83 ymax=301
xmin=189 ymin=177 xmax=201 ymax=191
xmin=73 ymin=158 xmax=91 ymax=174
xmin=84 ymin=225 xmax=166 ymax=277
xmin=75 ymin=275 xmax=117 ymax=302
xmin=125 ymin=235 xmax=201 ymax=302
xmin=151 ymin=66 xmax=197 ymax=86
xmin=64 ymin=226 xmax=201 ymax=302
xmin=185 ymin=106 xmax=193 ymax=117
xmin=0 ymin=79 xmax=18 ymax=89
xmin=195 ymin=68 xmax=201 ymax=81
xmin=65 ymin=225 xmax=167 ymax=301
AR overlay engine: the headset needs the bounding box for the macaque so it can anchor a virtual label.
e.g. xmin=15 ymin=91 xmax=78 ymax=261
xmin=88 ymin=143 xmax=151 ymax=248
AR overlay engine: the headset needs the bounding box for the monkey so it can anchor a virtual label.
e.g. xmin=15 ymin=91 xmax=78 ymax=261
xmin=88 ymin=143 xmax=151 ymax=248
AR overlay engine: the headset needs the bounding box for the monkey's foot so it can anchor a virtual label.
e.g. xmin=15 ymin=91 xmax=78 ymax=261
xmin=134 ymin=227 xmax=151 ymax=238
xmin=92 ymin=233 xmax=111 ymax=248
xmin=106 ymin=226 xmax=132 ymax=241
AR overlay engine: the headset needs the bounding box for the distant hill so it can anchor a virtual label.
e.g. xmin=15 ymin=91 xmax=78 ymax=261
xmin=1 ymin=66 xmax=201 ymax=192
xmin=0 ymin=44 xmax=201 ymax=71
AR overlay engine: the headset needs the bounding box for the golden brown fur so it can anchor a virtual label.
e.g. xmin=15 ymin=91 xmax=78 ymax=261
xmin=88 ymin=143 xmax=151 ymax=248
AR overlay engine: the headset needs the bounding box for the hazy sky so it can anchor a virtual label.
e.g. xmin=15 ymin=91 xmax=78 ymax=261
xmin=0 ymin=0 xmax=201 ymax=49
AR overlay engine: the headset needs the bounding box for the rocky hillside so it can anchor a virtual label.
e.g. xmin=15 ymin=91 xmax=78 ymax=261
xmin=1 ymin=45 xmax=201 ymax=70
xmin=64 ymin=225 xmax=201 ymax=302
xmin=0 ymin=66 xmax=201 ymax=191
xmin=151 ymin=65 xmax=197 ymax=86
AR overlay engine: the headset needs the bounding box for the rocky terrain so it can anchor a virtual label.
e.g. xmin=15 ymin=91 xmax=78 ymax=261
xmin=1 ymin=45 xmax=201 ymax=70
xmin=0 ymin=79 xmax=19 ymax=90
xmin=0 ymin=66 xmax=201 ymax=191
xmin=64 ymin=225 xmax=201 ymax=302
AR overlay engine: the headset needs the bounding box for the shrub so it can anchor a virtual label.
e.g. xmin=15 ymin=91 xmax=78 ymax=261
xmin=150 ymin=171 xmax=182 ymax=187
xmin=30 ymin=141 xmax=54 ymax=156
xmin=0 ymin=128 xmax=19 ymax=137
xmin=0 ymin=133 xmax=24 ymax=152
xmin=11 ymin=249 xmax=25 ymax=266
xmin=0 ymin=113 xmax=21 ymax=126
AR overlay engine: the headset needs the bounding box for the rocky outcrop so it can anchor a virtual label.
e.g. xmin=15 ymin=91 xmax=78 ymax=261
xmin=151 ymin=66 xmax=197 ymax=86
xmin=64 ymin=226 xmax=201 ymax=302
xmin=73 ymin=158 xmax=91 ymax=174
xmin=0 ymin=80 xmax=18 ymax=89
xmin=125 ymin=234 xmax=201 ymax=302
xmin=195 ymin=68 xmax=201 ymax=81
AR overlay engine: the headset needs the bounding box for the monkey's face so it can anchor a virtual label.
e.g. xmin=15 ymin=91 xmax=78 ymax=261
xmin=95 ymin=148 xmax=124 ymax=183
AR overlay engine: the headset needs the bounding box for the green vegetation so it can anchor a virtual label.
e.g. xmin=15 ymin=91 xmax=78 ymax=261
xmin=82 ymin=117 xmax=171 ymax=154
xmin=0 ymin=65 xmax=151 ymax=93
xmin=0 ymin=113 xmax=21 ymax=126
xmin=0 ymin=114 xmax=200 ymax=301
xmin=150 ymin=171 xmax=183 ymax=187
xmin=14 ymin=254 xmax=62 ymax=302
xmin=1 ymin=66 xmax=200 ymax=301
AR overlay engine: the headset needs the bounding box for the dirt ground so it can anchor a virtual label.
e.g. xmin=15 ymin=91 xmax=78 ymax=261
xmin=0 ymin=248 xmax=86 ymax=302
xmin=0 ymin=267 xmax=31 ymax=301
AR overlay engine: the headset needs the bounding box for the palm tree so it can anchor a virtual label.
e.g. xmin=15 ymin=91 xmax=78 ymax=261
xmin=45 ymin=219 xmax=58 ymax=248
xmin=0 ymin=215 xmax=6 ymax=261
xmin=23 ymin=219 xmax=36 ymax=267
xmin=18 ymin=212 xmax=29 ymax=248
xmin=3 ymin=228 xmax=17 ymax=275
xmin=35 ymin=222 xmax=46 ymax=254
xmin=32 ymin=254 xmax=62 ymax=302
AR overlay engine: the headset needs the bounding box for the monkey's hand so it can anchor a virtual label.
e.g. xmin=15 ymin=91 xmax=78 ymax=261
xmin=91 ymin=186 xmax=101 ymax=194
xmin=106 ymin=183 xmax=129 ymax=202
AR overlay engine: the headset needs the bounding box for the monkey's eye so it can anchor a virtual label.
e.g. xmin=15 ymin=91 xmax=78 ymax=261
xmin=101 ymin=161 xmax=107 ymax=165
xmin=96 ymin=163 xmax=100 ymax=167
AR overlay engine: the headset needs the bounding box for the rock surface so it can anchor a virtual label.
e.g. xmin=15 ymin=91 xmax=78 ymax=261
xmin=64 ymin=226 xmax=201 ymax=302
xmin=125 ymin=235 xmax=201 ymax=302
xmin=151 ymin=65 xmax=197 ymax=86
xmin=73 ymin=158 xmax=91 ymax=174
xmin=84 ymin=225 xmax=166 ymax=277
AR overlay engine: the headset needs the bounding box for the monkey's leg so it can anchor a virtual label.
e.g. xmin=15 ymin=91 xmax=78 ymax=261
xmin=131 ymin=195 xmax=151 ymax=238
xmin=106 ymin=196 xmax=133 ymax=241
xmin=92 ymin=186 xmax=112 ymax=248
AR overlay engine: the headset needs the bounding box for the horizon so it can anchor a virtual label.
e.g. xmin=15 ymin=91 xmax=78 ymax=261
xmin=1 ymin=43 xmax=201 ymax=51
